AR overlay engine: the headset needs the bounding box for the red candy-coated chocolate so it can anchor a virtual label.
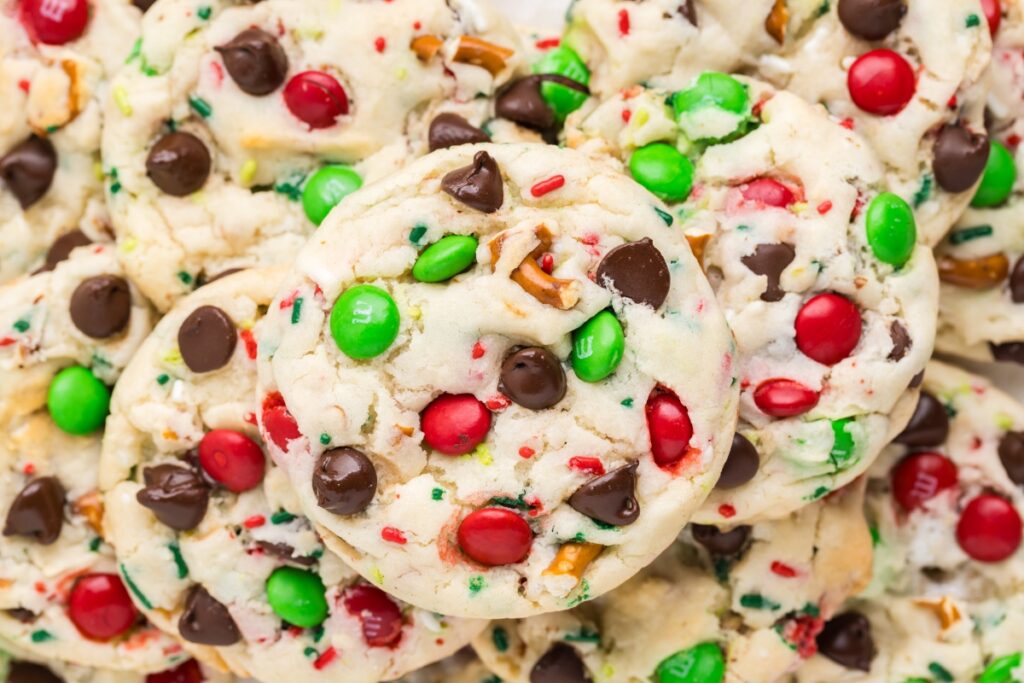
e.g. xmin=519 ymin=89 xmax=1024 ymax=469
xmin=645 ymin=389 xmax=693 ymax=468
xmin=146 ymin=660 xmax=204 ymax=683
xmin=981 ymin=0 xmax=1001 ymax=36
xmin=421 ymin=394 xmax=491 ymax=455
xmin=956 ymin=494 xmax=1022 ymax=563
xmin=21 ymin=0 xmax=89 ymax=45
xmin=741 ymin=178 xmax=795 ymax=208
xmin=342 ymin=584 xmax=404 ymax=648
xmin=753 ymin=379 xmax=820 ymax=418
xmin=794 ymin=293 xmax=862 ymax=365
xmin=198 ymin=429 xmax=266 ymax=492
xmin=891 ymin=452 xmax=958 ymax=511
xmin=283 ymin=71 xmax=349 ymax=129
xmin=457 ymin=508 xmax=532 ymax=566
xmin=68 ymin=573 xmax=139 ymax=641
xmin=847 ymin=49 xmax=916 ymax=116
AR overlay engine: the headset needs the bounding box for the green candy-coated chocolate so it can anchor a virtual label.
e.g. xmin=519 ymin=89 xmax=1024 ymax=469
xmin=865 ymin=192 xmax=916 ymax=267
xmin=830 ymin=417 xmax=856 ymax=468
xmin=979 ymin=653 xmax=1022 ymax=683
xmin=629 ymin=143 xmax=694 ymax=202
xmin=972 ymin=141 xmax=1016 ymax=208
xmin=673 ymin=72 xmax=749 ymax=116
xmin=572 ymin=310 xmax=624 ymax=383
xmin=533 ymin=46 xmax=590 ymax=119
xmin=302 ymin=165 xmax=363 ymax=226
xmin=265 ymin=567 xmax=328 ymax=628
xmin=412 ymin=235 xmax=478 ymax=283
xmin=330 ymin=285 xmax=400 ymax=360
xmin=655 ymin=642 xmax=725 ymax=683
xmin=47 ymin=366 xmax=110 ymax=435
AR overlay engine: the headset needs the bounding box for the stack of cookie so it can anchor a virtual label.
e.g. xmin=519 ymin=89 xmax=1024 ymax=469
xmin=0 ymin=0 xmax=1021 ymax=682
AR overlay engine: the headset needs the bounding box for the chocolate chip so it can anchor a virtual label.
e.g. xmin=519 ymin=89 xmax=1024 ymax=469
xmin=177 ymin=305 xmax=237 ymax=373
xmin=4 ymin=477 xmax=65 ymax=545
xmin=678 ymin=0 xmax=698 ymax=25
xmin=691 ymin=524 xmax=751 ymax=556
xmin=893 ymin=391 xmax=949 ymax=447
xmin=1010 ymin=255 xmax=1024 ymax=304
xmin=1 ymin=136 xmax=57 ymax=209
xmin=595 ymin=238 xmax=671 ymax=309
xmin=837 ymin=0 xmax=906 ymax=40
xmin=196 ymin=267 xmax=244 ymax=289
xmin=496 ymin=76 xmax=556 ymax=132
xmin=312 ymin=447 xmax=377 ymax=515
xmin=146 ymin=132 xmax=211 ymax=197
xmin=909 ymin=370 xmax=924 ymax=388
xmin=69 ymin=275 xmax=131 ymax=339
xmin=887 ymin=320 xmax=911 ymax=361
xmin=741 ymin=243 xmax=795 ymax=302
xmin=132 ymin=0 xmax=157 ymax=10
xmin=933 ymin=125 xmax=989 ymax=193
xmin=215 ymin=29 xmax=288 ymax=96
xmin=991 ymin=341 xmax=1024 ymax=365
xmin=441 ymin=151 xmax=504 ymax=213
xmin=499 ymin=346 xmax=566 ymax=410
xmin=530 ymin=643 xmax=592 ymax=683
xmin=7 ymin=661 xmax=64 ymax=683
xmin=136 ymin=464 xmax=211 ymax=531
xmin=817 ymin=611 xmax=876 ymax=672
xmin=178 ymin=585 xmax=240 ymax=646
xmin=255 ymin=541 xmax=316 ymax=566
xmin=998 ymin=431 xmax=1024 ymax=486
xmin=568 ymin=461 xmax=640 ymax=526
xmin=715 ymin=434 xmax=759 ymax=489
xmin=428 ymin=113 xmax=490 ymax=151
xmin=37 ymin=230 xmax=91 ymax=273
xmin=6 ymin=608 xmax=38 ymax=623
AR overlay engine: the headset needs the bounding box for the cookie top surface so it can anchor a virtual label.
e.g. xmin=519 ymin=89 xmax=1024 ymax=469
xmin=256 ymin=142 xmax=739 ymax=619
xmin=0 ymin=643 xmax=230 ymax=683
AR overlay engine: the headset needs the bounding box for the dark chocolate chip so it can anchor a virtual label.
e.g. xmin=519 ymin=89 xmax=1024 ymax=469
xmin=678 ymin=0 xmax=698 ymax=25
xmin=177 ymin=305 xmax=237 ymax=373
xmin=499 ymin=346 xmax=566 ymax=410
xmin=817 ymin=611 xmax=877 ymax=672
xmin=909 ymin=370 xmax=924 ymax=388
xmin=933 ymin=125 xmax=990 ymax=193
xmin=715 ymin=433 xmax=759 ymax=489
xmin=312 ymin=447 xmax=377 ymax=515
xmin=7 ymin=661 xmax=64 ymax=683
xmin=3 ymin=477 xmax=65 ymax=545
xmin=69 ymin=275 xmax=131 ymax=339
xmin=568 ymin=461 xmax=640 ymax=526
xmin=998 ymin=431 xmax=1024 ymax=486
xmin=196 ymin=267 xmax=245 ymax=289
xmin=178 ymin=585 xmax=240 ymax=646
xmin=893 ymin=391 xmax=949 ymax=447
xmin=6 ymin=608 xmax=38 ymax=623
xmin=37 ymin=230 xmax=91 ymax=273
xmin=215 ymin=28 xmax=288 ymax=96
xmin=441 ymin=151 xmax=504 ymax=213
xmin=530 ymin=643 xmax=592 ymax=683
xmin=991 ymin=341 xmax=1024 ymax=365
xmin=428 ymin=113 xmax=490 ymax=151
xmin=146 ymin=132 xmax=211 ymax=197
xmin=887 ymin=320 xmax=911 ymax=362
xmin=1 ymin=136 xmax=57 ymax=209
xmin=691 ymin=523 xmax=751 ymax=556
xmin=136 ymin=464 xmax=211 ymax=531
xmin=837 ymin=0 xmax=906 ymax=40
xmin=255 ymin=541 xmax=317 ymax=566
xmin=496 ymin=76 xmax=557 ymax=132
xmin=1010 ymin=255 xmax=1024 ymax=304
xmin=132 ymin=0 xmax=157 ymax=11
xmin=595 ymin=238 xmax=671 ymax=309
xmin=741 ymin=243 xmax=795 ymax=302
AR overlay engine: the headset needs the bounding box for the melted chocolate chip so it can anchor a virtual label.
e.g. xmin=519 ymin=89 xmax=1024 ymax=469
xmin=568 ymin=461 xmax=640 ymax=526
xmin=146 ymin=132 xmax=211 ymax=197
xmin=178 ymin=585 xmax=240 ymax=646
xmin=255 ymin=541 xmax=316 ymax=566
xmin=496 ymin=76 xmax=556 ymax=132
xmin=132 ymin=0 xmax=157 ymax=10
xmin=37 ymin=230 xmax=91 ymax=273
xmin=530 ymin=643 xmax=592 ymax=683
xmin=499 ymin=346 xmax=566 ymax=410
xmin=817 ymin=611 xmax=876 ymax=672
xmin=691 ymin=524 xmax=751 ymax=556
xmin=715 ymin=434 xmax=759 ymax=489
xmin=195 ymin=267 xmax=244 ymax=289
xmin=69 ymin=275 xmax=131 ymax=339
xmin=1 ymin=136 xmax=57 ymax=209
xmin=312 ymin=448 xmax=377 ymax=515
xmin=909 ymin=370 xmax=924 ymax=388
xmin=3 ymin=477 xmax=65 ymax=545
xmin=215 ymin=29 xmax=288 ymax=96
xmin=428 ymin=113 xmax=490 ymax=151
xmin=991 ymin=341 xmax=1024 ymax=365
xmin=1010 ymin=255 xmax=1024 ymax=304
xmin=741 ymin=243 xmax=795 ymax=302
xmin=837 ymin=0 xmax=906 ymax=40
xmin=893 ymin=391 xmax=949 ymax=447
xmin=887 ymin=320 xmax=911 ymax=362
xmin=136 ymin=464 xmax=211 ymax=531
xmin=678 ymin=0 xmax=698 ymax=25
xmin=933 ymin=125 xmax=989 ymax=193
xmin=441 ymin=151 xmax=504 ymax=213
xmin=595 ymin=238 xmax=671 ymax=309
xmin=6 ymin=608 xmax=38 ymax=623
xmin=998 ymin=431 xmax=1024 ymax=486
xmin=7 ymin=661 xmax=64 ymax=683
xmin=177 ymin=305 xmax=237 ymax=373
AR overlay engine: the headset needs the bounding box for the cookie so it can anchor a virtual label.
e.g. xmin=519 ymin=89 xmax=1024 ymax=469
xmin=569 ymin=75 xmax=937 ymax=524
xmin=395 ymin=649 xmax=498 ymax=683
xmin=99 ymin=268 xmax=486 ymax=683
xmin=256 ymin=142 xmax=739 ymax=618
xmin=473 ymin=482 xmax=871 ymax=683
xmin=0 ymin=642 xmax=230 ymax=683
xmin=100 ymin=0 xmax=524 ymax=311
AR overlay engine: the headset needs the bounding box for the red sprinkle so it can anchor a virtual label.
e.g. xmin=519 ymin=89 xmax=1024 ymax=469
xmin=839 ymin=117 xmax=855 ymax=130
xmin=243 ymin=515 xmax=265 ymax=529
xmin=770 ymin=561 xmax=797 ymax=578
xmin=535 ymin=37 xmax=560 ymax=49
xmin=568 ymin=456 xmax=606 ymax=475
xmin=313 ymin=647 xmax=337 ymax=670
xmin=621 ymin=109 xmax=631 ymax=123
xmin=947 ymin=94 xmax=958 ymax=109
xmin=531 ymin=175 xmax=566 ymax=198
xmin=617 ymin=8 xmax=630 ymax=35
xmin=381 ymin=527 xmax=407 ymax=545
xmin=374 ymin=37 xmax=386 ymax=53
xmin=239 ymin=329 xmax=257 ymax=360
xmin=518 ymin=446 xmax=535 ymax=459
xmin=22 ymin=463 xmax=35 ymax=475
xmin=816 ymin=200 xmax=833 ymax=215
xmin=486 ymin=394 xmax=511 ymax=411
xmin=0 ymin=337 xmax=16 ymax=346
xmin=540 ymin=253 xmax=554 ymax=274
xmin=413 ymin=21 xmax=422 ymax=30
xmin=18 ymin=79 xmax=30 ymax=93
xmin=718 ymin=504 xmax=736 ymax=518
xmin=471 ymin=341 xmax=486 ymax=359
xmin=279 ymin=291 xmax=299 ymax=309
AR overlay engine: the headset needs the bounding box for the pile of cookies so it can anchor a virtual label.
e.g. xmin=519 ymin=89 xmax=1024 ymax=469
xmin=1 ymin=0 xmax=1023 ymax=681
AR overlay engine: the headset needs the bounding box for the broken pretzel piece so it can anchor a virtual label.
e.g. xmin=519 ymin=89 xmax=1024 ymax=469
xmin=489 ymin=225 xmax=581 ymax=310
xmin=765 ymin=0 xmax=788 ymax=44
xmin=542 ymin=542 xmax=602 ymax=585
xmin=938 ymin=252 xmax=1009 ymax=289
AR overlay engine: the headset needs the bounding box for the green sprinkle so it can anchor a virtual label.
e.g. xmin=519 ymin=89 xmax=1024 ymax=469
xmin=620 ymin=397 xmax=634 ymax=408
xmin=177 ymin=271 xmax=193 ymax=286
xmin=928 ymin=662 xmax=954 ymax=683
xmin=801 ymin=603 xmax=821 ymax=617
xmin=274 ymin=171 xmax=307 ymax=202
xmin=483 ymin=676 xmax=502 ymax=683
xmin=13 ymin=320 xmax=29 ymax=333
xmin=815 ymin=0 xmax=830 ymax=16
xmin=126 ymin=38 xmax=142 ymax=64
xmin=169 ymin=542 xmax=189 ymax=579
xmin=120 ymin=564 xmax=153 ymax=610
xmin=807 ymin=486 xmax=830 ymax=500
xmin=489 ymin=495 xmax=531 ymax=511
xmin=713 ymin=557 xmax=730 ymax=582
xmin=949 ymin=224 xmax=994 ymax=244
xmin=654 ymin=206 xmax=674 ymax=226
xmin=564 ymin=627 xmax=601 ymax=643
xmin=869 ymin=524 xmax=881 ymax=546
xmin=88 ymin=537 xmax=101 ymax=552
xmin=303 ymin=647 xmax=318 ymax=659
xmin=409 ymin=225 xmax=428 ymax=245
xmin=197 ymin=5 xmax=212 ymax=19
xmin=567 ymin=579 xmax=590 ymax=607
xmin=572 ymin=532 xmax=586 ymax=543
xmin=469 ymin=575 xmax=485 ymax=593
xmin=271 ymin=510 xmax=296 ymax=524
xmin=319 ymin=433 xmax=330 ymax=445
xmin=736 ymin=224 xmax=751 ymax=231
xmin=30 ymin=630 xmax=53 ymax=643
xmin=431 ymin=487 xmax=445 ymax=501
xmin=110 ymin=181 xmax=122 ymax=194
xmin=739 ymin=593 xmax=781 ymax=610
xmin=156 ymin=374 xmax=170 ymax=385
xmin=291 ymin=297 xmax=303 ymax=324
xmin=312 ymin=625 xmax=325 ymax=643
xmin=913 ymin=174 xmax=933 ymax=208
xmin=966 ymin=13 xmax=981 ymax=27
xmin=492 ymin=627 xmax=509 ymax=652
xmin=188 ymin=95 xmax=212 ymax=118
